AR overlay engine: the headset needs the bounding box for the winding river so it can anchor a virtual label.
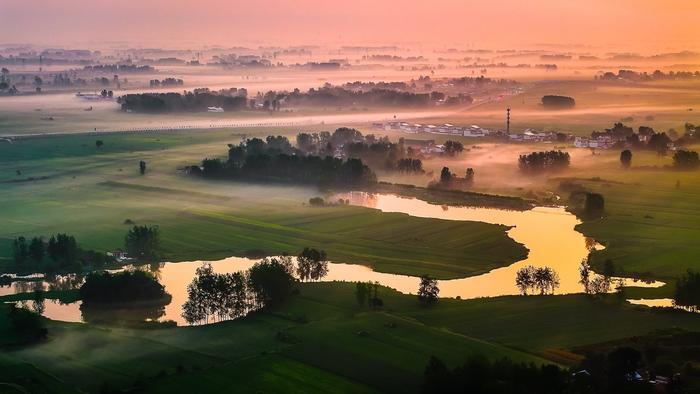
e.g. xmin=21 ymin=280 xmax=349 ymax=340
xmin=5 ymin=192 xmax=665 ymax=325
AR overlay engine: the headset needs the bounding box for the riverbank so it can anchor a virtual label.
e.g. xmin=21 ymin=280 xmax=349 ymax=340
xmin=372 ymin=181 xmax=535 ymax=211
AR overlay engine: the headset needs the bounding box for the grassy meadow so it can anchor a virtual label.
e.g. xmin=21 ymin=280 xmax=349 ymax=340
xmin=5 ymin=282 xmax=700 ymax=392
xmin=0 ymin=129 xmax=525 ymax=279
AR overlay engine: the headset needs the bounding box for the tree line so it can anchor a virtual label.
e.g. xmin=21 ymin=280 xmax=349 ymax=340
xmin=10 ymin=225 xmax=162 ymax=274
xmin=193 ymin=132 xmax=378 ymax=187
xmin=118 ymin=91 xmax=248 ymax=113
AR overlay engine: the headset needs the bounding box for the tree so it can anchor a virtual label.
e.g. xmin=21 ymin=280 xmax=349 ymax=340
xmin=515 ymin=265 xmax=536 ymax=295
xmin=95 ymin=140 xmax=104 ymax=149
xmin=248 ymin=258 xmax=295 ymax=307
xmin=675 ymin=270 xmax=700 ymax=308
xmin=139 ymin=160 xmax=146 ymax=175
xmin=12 ymin=236 xmax=28 ymax=266
xmin=28 ymin=237 xmax=45 ymax=265
xmin=584 ymin=192 xmax=605 ymax=214
xmin=355 ymin=282 xmax=369 ymax=307
xmin=443 ymin=140 xmax=464 ymax=157
xmin=620 ymin=149 xmax=632 ymax=168
xmin=647 ymin=132 xmax=671 ymax=153
xmin=579 ymin=259 xmax=591 ymax=293
xmin=297 ymin=247 xmax=328 ymax=281
xmin=533 ymin=266 xmax=560 ymax=295
xmin=439 ymin=167 xmax=452 ymax=183
xmin=124 ymin=225 xmax=161 ymax=261
xmin=47 ymin=234 xmax=78 ymax=268
xmin=672 ymin=150 xmax=700 ymax=170
xmin=542 ymin=95 xmax=575 ymax=108
xmin=418 ymin=275 xmax=439 ymax=305
xmin=465 ymin=168 xmax=475 ymax=184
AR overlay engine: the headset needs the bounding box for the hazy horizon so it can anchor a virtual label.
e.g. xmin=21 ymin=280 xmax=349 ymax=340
xmin=2 ymin=0 xmax=700 ymax=51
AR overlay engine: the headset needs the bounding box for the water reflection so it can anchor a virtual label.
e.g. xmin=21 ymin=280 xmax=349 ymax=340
xmin=339 ymin=192 xmax=663 ymax=298
xmin=628 ymin=298 xmax=700 ymax=313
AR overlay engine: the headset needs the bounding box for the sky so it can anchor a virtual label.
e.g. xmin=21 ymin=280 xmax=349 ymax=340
xmin=2 ymin=0 xmax=700 ymax=51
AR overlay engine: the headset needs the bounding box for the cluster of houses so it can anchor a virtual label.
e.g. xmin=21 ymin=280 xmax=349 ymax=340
xmin=375 ymin=121 xmax=494 ymax=138
xmin=573 ymin=135 xmax=615 ymax=149
xmin=507 ymin=129 xmax=562 ymax=143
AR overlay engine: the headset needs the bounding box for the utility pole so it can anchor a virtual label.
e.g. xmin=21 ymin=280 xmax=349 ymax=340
xmin=506 ymin=107 xmax=511 ymax=134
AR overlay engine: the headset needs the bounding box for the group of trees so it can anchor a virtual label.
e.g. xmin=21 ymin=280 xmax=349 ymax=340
xmin=12 ymin=233 xmax=112 ymax=272
xmin=125 ymin=225 xmax=161 ymax=261
xmin=424 ymin=345 xmax=674 ymax=393
xmin=432 ymin=166 xmax=475 ymax=189
xmin=674 ymin=270 xmax=700 ymax=309
xmin=515 ymin=266 xmax=560 ymax=295
xmin=196 ymin=134 xmax=377 ymax=187
xmin=296 ymin=248 xmax=328 ymax=281
xmin=79 ymin=270 xmax=169 ymax=304
xmin=672 ymin=150 xmax=700 ymax=170
xmin=5 ymin=304 xmax=48 ymax=344
xmin=182 ymin=249 xmax=328 ymax=325
xmin=541 ymin=95 xmax=576 ymax=109
xmin=518 ymin=150 xmax=570 ymax=173
xmin=418 ymin=275 xmax=439 ymax=305
xmin=579 ymin=259 xmax=621 ymax=296
xmin=422 ymin=355 xmax=568 ymax=394
xmin=148 ymin=78 xmax=184 ymax=88
xmin=118 ymin=90 xmax=248 ymax=113
xmin=599 ymin=69 xmax=700 ymax=82
xmin=584 ymin=192 xmax=605 ymax=215
xmin=354 ymin=281 xmax=384 ymax=309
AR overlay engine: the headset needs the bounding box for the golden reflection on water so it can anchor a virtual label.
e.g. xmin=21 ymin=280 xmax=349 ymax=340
xmin=341 ymin=192 xmax=662 ymax=298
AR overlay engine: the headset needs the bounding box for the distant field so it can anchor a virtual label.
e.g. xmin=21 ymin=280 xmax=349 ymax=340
xmin=405 ymin=80 xmax=700 ymax=136
xmin=0 ymin=130 xmax=525 ymax=279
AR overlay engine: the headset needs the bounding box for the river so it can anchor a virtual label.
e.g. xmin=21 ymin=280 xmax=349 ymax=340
xmin=5 ymin=192 xmax=666 ymax=325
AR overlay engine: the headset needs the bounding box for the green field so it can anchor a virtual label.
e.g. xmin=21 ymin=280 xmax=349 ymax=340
xmin=5 ymin=282 xmax=700 ymax=392
xmin=0 ymin=283 xmax=549 ymax=393
xmin=0 ymin=130 xmax=525 ymax=279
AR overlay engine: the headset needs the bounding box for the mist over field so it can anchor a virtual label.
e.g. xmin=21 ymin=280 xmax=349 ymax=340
xmin=2 ymin=1 xmax=700 ymax=393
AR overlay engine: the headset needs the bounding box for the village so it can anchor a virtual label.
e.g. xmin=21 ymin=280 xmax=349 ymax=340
xmin=375 ymin=119 xmax=676 ymax=152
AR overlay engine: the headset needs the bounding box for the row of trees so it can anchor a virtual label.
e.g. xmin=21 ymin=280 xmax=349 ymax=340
xmin=182 ymin=249 xmax=328 ymax=325
xmin=118 ymin=91 xmax=247 ymax=113
xmin=424 ymin=344 xmax=676 ymax=393
xmin=12 ymin=233 xmax=112 ymax=272
xmin=10 ymin=225 xmax=161 ymax=273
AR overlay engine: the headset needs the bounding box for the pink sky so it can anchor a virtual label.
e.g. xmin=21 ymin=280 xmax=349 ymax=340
xmin=2 ymin=0 xmax=700 ymax=50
